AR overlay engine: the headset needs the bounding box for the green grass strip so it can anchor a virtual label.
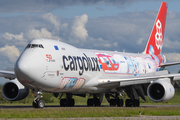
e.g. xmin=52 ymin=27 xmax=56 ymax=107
xmin=1 ymin=107 xmax=180 ymax=118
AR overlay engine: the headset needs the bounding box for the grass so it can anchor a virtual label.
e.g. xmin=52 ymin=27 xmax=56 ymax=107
xmin=0 ymin=107 xmax=180 ymax=118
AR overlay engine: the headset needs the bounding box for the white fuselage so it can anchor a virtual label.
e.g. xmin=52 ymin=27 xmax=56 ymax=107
xmin=14 ymin=39 xmax=161 ymax=93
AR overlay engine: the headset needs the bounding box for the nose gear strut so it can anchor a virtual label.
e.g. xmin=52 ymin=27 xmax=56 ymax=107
xmin=32 ymin=91 xmax=45 ymax=108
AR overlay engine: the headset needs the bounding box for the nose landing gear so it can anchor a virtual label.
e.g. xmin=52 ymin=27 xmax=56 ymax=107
xmin=32 ymin=91 xmax=45 ymax=108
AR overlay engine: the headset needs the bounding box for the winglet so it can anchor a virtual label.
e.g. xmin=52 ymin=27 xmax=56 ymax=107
xmin=143 ymin=2 xmax=167 ymax=56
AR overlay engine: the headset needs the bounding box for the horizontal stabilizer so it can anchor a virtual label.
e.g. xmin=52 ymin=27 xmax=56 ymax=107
xmin=160 ymin=61 xmax=180 ymax=67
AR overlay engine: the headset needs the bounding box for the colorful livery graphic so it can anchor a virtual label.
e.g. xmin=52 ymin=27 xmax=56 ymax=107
xmin=58 ymin=77 xmax=85 ymax=90
xmin=96 ymin=52 xmax=159 ymax=75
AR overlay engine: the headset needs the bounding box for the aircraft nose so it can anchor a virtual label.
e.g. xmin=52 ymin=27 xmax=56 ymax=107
xmin=15 ymin=59 xmax=29 ymax=76
xmin=14 ymin=50 xmax=44 ymax=84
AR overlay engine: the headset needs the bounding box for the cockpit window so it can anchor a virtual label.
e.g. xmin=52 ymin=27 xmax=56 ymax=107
xmin=26 ymin=44 xmax=44 ymax=49
xmin=31 ymin=44 xmax=39 ymax=48
xmin=39 ymin=44 xmax=44 ymax=48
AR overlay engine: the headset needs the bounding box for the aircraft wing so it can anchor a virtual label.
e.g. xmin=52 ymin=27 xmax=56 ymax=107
xmin=160 ymin=61 xmax=180 ymax=67
xmin=0 ymin=70 xmax=16 ymax=80
xmin=97 ymin=70 xmax=180 ymax=88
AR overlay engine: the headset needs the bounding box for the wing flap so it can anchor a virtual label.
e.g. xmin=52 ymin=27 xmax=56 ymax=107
xmin=120 ymin=79 xmax=149 ymax=86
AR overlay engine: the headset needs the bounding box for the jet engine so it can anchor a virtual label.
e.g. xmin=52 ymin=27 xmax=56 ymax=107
xmin=2 ymin=79 xmax=29 ymax=101
xmin=147 ymin=79 xmax=174 ymax=102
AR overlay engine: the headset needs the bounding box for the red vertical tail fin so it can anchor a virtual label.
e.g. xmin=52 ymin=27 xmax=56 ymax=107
xmin=143 ymin=2 xmax=167 ymax=55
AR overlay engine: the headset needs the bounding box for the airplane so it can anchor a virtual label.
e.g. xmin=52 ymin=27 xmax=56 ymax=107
xmin=0 ymin=2 xmax=180 ymax=108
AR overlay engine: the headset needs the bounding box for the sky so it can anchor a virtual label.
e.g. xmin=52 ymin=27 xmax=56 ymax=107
xmin=0 ymin=0 xmax=180 ymax=84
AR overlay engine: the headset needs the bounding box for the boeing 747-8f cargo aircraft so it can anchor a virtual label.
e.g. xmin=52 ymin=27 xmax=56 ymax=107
xmin=0 ymin=2 xmax=180 ymax=108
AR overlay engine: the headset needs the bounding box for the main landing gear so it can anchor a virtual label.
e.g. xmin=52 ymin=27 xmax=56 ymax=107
xmin=125 ymin=99 xmax=140 ymax=107
xmin=105 ymin=93 xmax=124 ymax=107
xmin=87 ymin=94 xmax=101 ymax=106
xmin=60 ymin=93 xmax=75 ymax=107
xmin=32 ymin=91 xmax=45 ymax=108
xmin=105 ymin=93 xmax=139 ymax=107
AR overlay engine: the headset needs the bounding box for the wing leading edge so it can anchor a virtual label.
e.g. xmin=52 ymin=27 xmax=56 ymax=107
xmin=0 ymin=70 xmax=16 ymax=80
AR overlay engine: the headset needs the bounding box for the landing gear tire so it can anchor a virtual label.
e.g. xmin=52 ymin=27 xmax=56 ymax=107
xmin=87 ymin=99 xmax=94 ymax=107
xmin=38 ymin=100 xmax=45 ymax=108
xmin=133 ymin=99 xmax=140 ymax=107
xmin=33 ymin=100 xmax=45 ymax=108
xmin=110 ymin=99 xmax=116 ymax=106
xmin=60 ymin=99 xmax=75 ymax=107
xmin=60 ymin=99 xmax=66 ymax=107
xmin=125 ymin=99 xmax=139 ymax=107
xmin=94 ymin=99 xmax=101 ymax=106
xmin=87 ymin=98 xmax=101 ymax=107
xmin=117 ymin=99 xmax=124 ymax=107
xmin=125 ymin=99 xmax=133 ymax=107
xmin=68 ymin=99 xmax=75 ymax=107
xmin=110 ymin=99 xmax=123 ymax=107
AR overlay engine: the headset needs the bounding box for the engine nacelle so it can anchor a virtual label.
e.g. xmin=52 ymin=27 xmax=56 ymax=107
xmin=147 ymin=79 xmax=174 ymax=102
xmin=2 ymin=79 xmax=29 ymax=101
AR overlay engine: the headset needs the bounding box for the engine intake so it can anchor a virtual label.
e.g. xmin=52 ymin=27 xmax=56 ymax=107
xmin=2 ymin=79 xmax=29 ymax=101
xmin=147 ymin=79 xmax=174 ymax=102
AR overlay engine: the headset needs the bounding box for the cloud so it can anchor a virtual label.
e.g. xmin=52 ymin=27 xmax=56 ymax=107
xmin=137 ymin=37 xmax=145 ymax=45
xmin=164 ymin=53 xmax=180 ymax=62
xmin=1 ymin=8 xmax=179 ymax=54
xmin=0 ymin=45 xmax=20 ymax=62
xmin=27 ymin=28 xmax=62 ymax=40
xmin=85 ymin=37 xmax=118 ymax=50
xmin=3 ymin=32 xmax=24 ymax=41
xmin=163 ymin=38 xmax=180 ymax=49
xmin=2 ymin=32 xmax=28 ymax=47
xmin=70 ymin=14 xmax=88 ymax=41
xmin=85 ymin=11 xmax=154 ymax=52
xmin=41 ymin=13 xmax=60 ymax=31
